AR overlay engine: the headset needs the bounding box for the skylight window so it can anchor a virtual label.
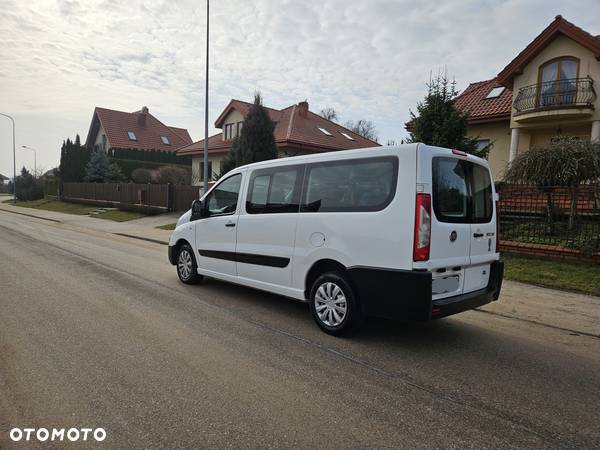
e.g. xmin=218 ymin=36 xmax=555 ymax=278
xmin=340 ymin=132 xmax=355 ymax=141
xmin=161 ymin=135 xmax=170 ymax=145
xmin=318 ymin=127 xmax=332 ymax=136
xmin=485 ymin=86 xmax=505 ymax=99
xmin=127 ymin=131 xmax=137 ymax=141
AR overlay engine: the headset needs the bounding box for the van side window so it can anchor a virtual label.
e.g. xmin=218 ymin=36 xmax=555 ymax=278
xmin=432 ymin=157 xmax=493 ymax=223
xmin=246 ymin=167 xmax=301 ymax=214
xmin=301 ymin=157 xmax=398 ymax=212
xmin=206 ymin=173 xmax=242 ymax=216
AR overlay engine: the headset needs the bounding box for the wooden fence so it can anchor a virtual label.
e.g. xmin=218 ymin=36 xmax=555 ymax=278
xmin=61 ymin=182 xmax=212 ymax=212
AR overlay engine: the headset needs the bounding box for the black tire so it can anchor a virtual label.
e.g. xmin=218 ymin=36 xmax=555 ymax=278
xmin=176 ymin=244 xmax=203 ymax=285
xmin=309 ymin=272 xmax=364 ymax=336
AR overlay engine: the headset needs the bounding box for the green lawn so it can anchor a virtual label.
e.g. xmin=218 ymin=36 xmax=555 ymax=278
xmin=156 ymin=223 xmax=176 ymax=230
xmin=4 ymin=199 xmax=146 ymax=222
xmin=92 ymin=210 xmax=145 ymax=222
xmin=3 ymin=198 xmax=97 ymax=215
xmin=503 ymin=254 xmax=600 ymax=296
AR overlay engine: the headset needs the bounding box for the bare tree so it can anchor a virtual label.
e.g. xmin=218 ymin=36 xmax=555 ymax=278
xmin=344 ymin=119 xmax=378 ymax=142
xmin=319 ymin=107 xmax=338 ymax=122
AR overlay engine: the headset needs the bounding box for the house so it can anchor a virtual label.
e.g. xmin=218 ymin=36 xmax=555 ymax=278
xmin=0 ymin=174 xmax=9 ymax=185
xmin=453 ymin=15 xmax=600 ymax=179
xmin=84 ymin=106 xmax=193 ymax=153
xmin=176 ymin=99 xmax=380 ymax=185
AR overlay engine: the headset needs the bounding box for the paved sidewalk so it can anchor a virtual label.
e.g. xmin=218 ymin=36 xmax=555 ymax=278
xmin=1 ymin=199 xmax=598 ymax=337
xmin=0 ymin=201 xmax=178 ymax=244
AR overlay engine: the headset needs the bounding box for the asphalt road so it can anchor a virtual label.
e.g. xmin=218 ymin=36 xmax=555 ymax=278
xmin=1 ymin=211 xmax=599 ymax=449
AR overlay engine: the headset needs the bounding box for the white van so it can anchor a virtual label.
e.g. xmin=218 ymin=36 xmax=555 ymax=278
xmin=168 ymin=144 xmax=503 ymax=335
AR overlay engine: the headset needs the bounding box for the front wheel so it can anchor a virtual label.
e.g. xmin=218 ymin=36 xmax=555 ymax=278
xmin=176 ymin=244 xmax=203 ymax=284
xmin=309 ymin=272 xmax=364 ymax=336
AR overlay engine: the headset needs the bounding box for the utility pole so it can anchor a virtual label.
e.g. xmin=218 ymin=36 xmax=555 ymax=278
xmin=0 ymin=112 xmax=16 ymax=204
xmin=203 ymin=0 xmax=210 ymax=194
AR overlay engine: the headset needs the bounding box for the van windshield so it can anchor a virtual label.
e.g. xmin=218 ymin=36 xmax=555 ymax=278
xmin=432 ymin=157 xmax=492 ymax=223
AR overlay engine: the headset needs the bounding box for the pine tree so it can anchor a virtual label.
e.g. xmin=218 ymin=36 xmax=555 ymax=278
xmin=83 ymin=149 xmax=124 ymax=182
xmin=408 ymin=74 xmax=487 ymax=158
xmin=222 ymin=93 xmax=277 ymax=173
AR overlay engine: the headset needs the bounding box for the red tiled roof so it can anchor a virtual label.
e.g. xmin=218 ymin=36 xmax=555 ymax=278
xmin=497 ymin=15 xmax=600 ymax=88
xmin=453 ymin=78 xmax=512 ymax=124
xmin=85 ymin=107 xmax=193 ymax=152
xmin=177 ymin=99 xmax=380 ymax=156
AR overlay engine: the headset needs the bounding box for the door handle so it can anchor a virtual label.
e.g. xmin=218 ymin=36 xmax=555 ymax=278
xmin=225 ymin=222 xmax=236 ymax=228
xmin=473 ymin=232 xmax=484 ymax=238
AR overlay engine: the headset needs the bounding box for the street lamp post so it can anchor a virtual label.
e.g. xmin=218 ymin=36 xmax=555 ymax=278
xmin=0 ymin=112 xmax=16 ymax=205
xmin=203 ymin=0 xmax=209 ymax=194
xmin=21 ymin=145 xmax=37 ymax=176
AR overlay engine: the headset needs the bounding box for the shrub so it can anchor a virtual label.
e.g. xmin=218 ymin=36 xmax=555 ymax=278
xmin=131 ymin=168 xmax=154 ymax=184
xmin=156 ymin=166 xmax=190 ymax=185
xmin=15 ymin=167 xmax=44 ymax=201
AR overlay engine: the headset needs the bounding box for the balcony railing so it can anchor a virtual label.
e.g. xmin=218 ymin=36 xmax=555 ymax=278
xmin=513 ymin=77 xmax=596 ymax=114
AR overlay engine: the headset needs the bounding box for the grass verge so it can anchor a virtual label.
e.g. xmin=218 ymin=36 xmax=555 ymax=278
xmin=156 ymin=223 xmax=176 ymax=230
xmin=3 ymin=199 xmax=146 ymax=222
xmin=3 ymin=199 xmax=97 ymax=215
xmin=92 ymin=210 xmax=145 ymax=222
xmin=503 ymin=253 xmax=600 ymax=296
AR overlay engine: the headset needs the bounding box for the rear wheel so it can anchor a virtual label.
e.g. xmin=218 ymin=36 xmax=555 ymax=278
xmin=309 ymin=272 xmax=364 ymax=336
xmin=177 ymin=244 xmax=202 ymax=284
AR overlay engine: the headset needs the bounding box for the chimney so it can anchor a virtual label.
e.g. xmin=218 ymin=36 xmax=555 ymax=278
xmin=137 ymin=106 xmax=148 ymax=127
xmin=297 ymin=101 xmax=308 ymax=118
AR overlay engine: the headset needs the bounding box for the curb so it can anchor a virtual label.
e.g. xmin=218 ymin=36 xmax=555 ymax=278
xmin=0 ymin=207 xmax=62 ymax=223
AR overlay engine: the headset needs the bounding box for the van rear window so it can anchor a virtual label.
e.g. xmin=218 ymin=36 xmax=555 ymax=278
xmin=432 ymin=157 xmax=492 ymax=223
xmin=301 ymin=156 xmax=398 ymax=212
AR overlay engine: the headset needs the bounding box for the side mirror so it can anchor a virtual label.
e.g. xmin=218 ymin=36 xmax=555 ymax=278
xmin=190 ymin=199 xmax=207 ymax=220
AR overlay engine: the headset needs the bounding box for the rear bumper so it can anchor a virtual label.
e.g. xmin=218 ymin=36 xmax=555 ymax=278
xmin=348 ymin=260 xmax=504 ymax=321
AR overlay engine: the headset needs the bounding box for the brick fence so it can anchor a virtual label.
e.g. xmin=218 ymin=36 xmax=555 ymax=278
xmin=498 ymin=183 xmax=600 ymax=263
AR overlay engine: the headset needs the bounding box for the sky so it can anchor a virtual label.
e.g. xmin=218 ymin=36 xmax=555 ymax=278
xmin=1 ymin=0 xmax=599 ymax=177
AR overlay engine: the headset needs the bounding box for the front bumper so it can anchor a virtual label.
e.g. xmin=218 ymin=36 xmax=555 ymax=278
xmin=168 ymin=245 xmax=176 ymax=265
xmin=348 ymin=260 xmax=504 ymax=321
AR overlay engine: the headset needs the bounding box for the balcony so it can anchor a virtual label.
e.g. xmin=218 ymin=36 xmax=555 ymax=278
xmin=513 ymin=77 xmax=596 ymax=121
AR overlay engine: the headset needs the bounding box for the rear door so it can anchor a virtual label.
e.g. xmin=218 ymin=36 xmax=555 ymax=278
xmin=464 ymin=163 xmax=496 ymax=293
xmin=429 ymin=155 xmax=472 ymax=298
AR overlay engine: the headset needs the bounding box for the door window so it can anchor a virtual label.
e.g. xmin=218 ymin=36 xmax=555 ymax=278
xmin=472 ymin=164 xmax=493 ymax=223
xmin=432 ymin=158 xmax=469 ymax=222
xmin=246 ymin=167 xmax=300 ymax=214
xmin=206 ymin=173 xmax=242 ymax=216
xmin=432 ymin=158 xmax=493 ymax=223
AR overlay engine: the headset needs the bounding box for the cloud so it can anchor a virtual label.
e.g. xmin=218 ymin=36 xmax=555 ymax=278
xmin=0 ymin=0 xmax=599 ymax=175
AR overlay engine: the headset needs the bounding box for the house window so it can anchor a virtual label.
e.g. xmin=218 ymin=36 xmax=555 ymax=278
xmin=199 ymin=161 xmax=213 ymax=182
xmin=237 ymin=121 xmax=243 ymax=137
xmin=161 ymin=136 xmax=170 ymax=145
xmin=101 ymin=134 xmax=107 ymax=151
xmin=476 ymin=139 xmax=491 ymax=154
xmin=224 ymin=123 xmax=235 ymax=140
xmin=538 ymin=57 xmax=579 ymax=107
xmin=485 ymin=87 xmax=504 ymax=99
xmin=340 ymin=132 xmax=355 ymax=141
xmin=318 ymin=127 xmax=332 ymax=136
xmin=128 ymin=131 xmax=137 ymax=141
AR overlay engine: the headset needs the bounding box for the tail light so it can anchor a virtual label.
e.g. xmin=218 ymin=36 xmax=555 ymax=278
xmin=495 ymin=200 xmax=500 ymax=252
xmin=413 ymin=193 xmax=431 ymax=261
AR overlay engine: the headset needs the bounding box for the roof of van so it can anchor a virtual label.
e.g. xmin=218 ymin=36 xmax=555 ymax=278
xmin=233 ymin=144 xmax=420 ymax=171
